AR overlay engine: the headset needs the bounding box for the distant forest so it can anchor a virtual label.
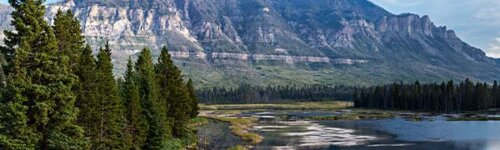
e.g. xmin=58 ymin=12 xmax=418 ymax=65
xmin=198 ymin=85 xmax=355 ymax=104
xmin=198 ymin=79 xmax=500 ymax=113
xmin=354 ymin=79 xmax=500 ymax=112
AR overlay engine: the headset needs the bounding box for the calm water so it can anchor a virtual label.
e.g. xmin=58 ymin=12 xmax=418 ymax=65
xmin=248 ymin=111 xmax=500 ymax=150
xmin=196 ymin=120 xmax=244 ymax=150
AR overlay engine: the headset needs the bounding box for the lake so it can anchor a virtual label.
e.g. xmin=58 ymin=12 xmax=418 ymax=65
xmin=200 ymin=110 xmax=500 ymax=150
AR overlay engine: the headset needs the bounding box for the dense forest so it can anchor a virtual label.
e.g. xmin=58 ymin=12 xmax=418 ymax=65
xmin=199 ymin=79 xmax=500 ymax=113
xmin=354 ymin=79 xmax=500 ymax=112
xmin=198 ymin=85 xmax=355 ymax=104
xmin=0 ymin=0 xmax=198 ymax=149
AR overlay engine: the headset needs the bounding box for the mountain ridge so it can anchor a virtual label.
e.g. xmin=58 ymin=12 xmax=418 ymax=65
xmin=0 ymin=0 xmax=499 ymax=88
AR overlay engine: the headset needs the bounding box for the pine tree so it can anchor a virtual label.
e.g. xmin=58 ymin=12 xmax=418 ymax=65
xmin=446 ymin=80 xmax=456 ymax=112
xmin=94 ymin=43 xmax=127 ymax=149
xmin=54 ymin=11 xmax=93 ymax=146
xmin=155 ymin=47 xmax=173 ymax=139
xmin=74 ymin=45 xmax=98 ymax=143
xmin=155 ymin=46 xmax=190 ymax=138
xmin=493 ymin=81 xmax=499 ymax=108
xmin=53 ymin=9 xmax=84 ymax=71
xmin=123 ymin=56 xmax=148 ymax=149
xmin=0 ymin=52 xmax=6 ymax=106
xmin=136 ymin=47 xmax=167 ymax=149
xmin=0 ymin=52 xmax=6 ymax=88
xmin=0 ymin=0 xmax=86 ymax=149
xmin=186 ymin=79 xmax=199 ymax=118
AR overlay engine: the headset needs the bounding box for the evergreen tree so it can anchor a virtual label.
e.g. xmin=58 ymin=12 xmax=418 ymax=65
xmin=187 ymin=79 xmax=199 ymax=118
xmin=155 ymin=47 xmax=173 ymax=139
xmin=0 ymin=0 xmax=86 ymax=149
xmin=53 ymin=9 xmax=84 ymax=71
xmin=493 ymin=81 xmax=499 ymax=108
xmin=0 ymin=52 xmax=6 ymax=107
xmin=123 ymin=57 xmax=148 ymax=149
xmin=155 ymin=46 xmax=190 ymax=138
xmin=136 ymin=47 xmax=167 ymax=149
xmin=94 ymin=43 xmax=127 ymax=149
xmin=74 ymin=45 xmax=98 ymax=144
xmin=0 ymin=52 xmax=6 ymax=88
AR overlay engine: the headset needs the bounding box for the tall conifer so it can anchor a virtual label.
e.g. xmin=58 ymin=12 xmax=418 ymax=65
xmin=136 ymin=48 xmax=167 ymax=149
xmin=123 ymin=57 xmax=148 ymax=149
xmin=94 ymin=43 xmax=127 ymax=149
xmin=0 ymin=0 xmax=86 ymax=149
xmin=494 ymin=81 xmax=500 ymax=108
xmin=74 ymin=45 xmax=98 ymax=142
xmin=0 ymin=53 xmax=6 ymax=88
xmin=53 ymin=9 xmax=84 ymax=71
xmin=187 ymin=79 xmax=199 ymax=118
xmin=155 ymin=46 xmax=190 ymax=138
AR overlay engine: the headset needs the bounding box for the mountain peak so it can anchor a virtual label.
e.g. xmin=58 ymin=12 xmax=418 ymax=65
xmin=0 ymin=0 xmax=498 ymax=87
xmin=377 ymin=13 xmax=435 ymax=36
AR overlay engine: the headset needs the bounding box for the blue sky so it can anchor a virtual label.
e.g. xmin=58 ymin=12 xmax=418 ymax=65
xmin=370 ymin=0 xmax=500 ymax=58
xmin=1 ymin=0 xmax=499 ymax=58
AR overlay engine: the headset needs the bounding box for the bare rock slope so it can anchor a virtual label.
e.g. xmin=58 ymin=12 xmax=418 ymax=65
xmin=0 ymin=0 xmax=498 ymax=87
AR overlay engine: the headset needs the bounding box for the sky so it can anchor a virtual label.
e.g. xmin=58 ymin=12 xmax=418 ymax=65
xmin=369 ymin=0 xmax=500 ymax=58
xmin=1 ymin=0 xmax=499 ymax=58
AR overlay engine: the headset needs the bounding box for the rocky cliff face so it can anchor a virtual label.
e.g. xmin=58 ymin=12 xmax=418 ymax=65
xmin=0 ymin=0 xmax=499 ymax=87
xmin=0 ymin=4 xmax=12 ymax=46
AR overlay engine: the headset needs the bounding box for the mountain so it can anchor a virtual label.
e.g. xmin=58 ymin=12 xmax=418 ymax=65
xmin=0 ymin=4 xmax=11 ymax=44
xmin=1 ymin=0 xmax=499 ymax=88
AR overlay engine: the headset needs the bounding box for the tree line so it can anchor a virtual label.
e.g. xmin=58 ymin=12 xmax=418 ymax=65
xmin=0 ymin=0 xmax=198 ymax=149
xmin=354 ymin=79 xmax=500 ymax=112
xmin=198 ymin=85 xmax=355 ymax=104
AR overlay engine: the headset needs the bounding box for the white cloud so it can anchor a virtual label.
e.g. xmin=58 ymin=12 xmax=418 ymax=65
xmin=486 ymin=38 xmax=500 ymax=58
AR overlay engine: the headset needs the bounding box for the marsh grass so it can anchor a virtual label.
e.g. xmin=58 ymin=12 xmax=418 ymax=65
xmin=308 ymin=110 xmax=395 ymax=121
xmin=188 ymin=117 xmax=209 ymax=128
xmin=448 ymin=116 xmax=500 ymax=121
xmin=228 ymin=145 xmax=248 ymax=150
xmin=205 ymin=116 xmax=263 ymax=144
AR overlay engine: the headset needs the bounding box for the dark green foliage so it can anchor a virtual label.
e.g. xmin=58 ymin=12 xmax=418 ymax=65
xmin=354 ymin=79 xmax=500 ymax=112
xmin=198 ymin=85 xmax=356 ymax=104
xmin=0 ymin=1 xmax=200 ymax=149
xmin=122 ymin=57 xmax=148 ymax=149
xmin=187 ymin=79 xmax=199 ymax=118
xmin=493 ymin=81 xmax=500 ymax=108
xmin=0 ymin=0 xmax=86 ymax=149
xmin=74 ymin=45 xmax=98 ymax=147
xmin=53 ymin=9 xmax=84 ymax=71
xmin=136 ymin=47 xmax=167 ymax=149
xmin=155 ymin=47 xmax=191 ymax=138
xmin=0 ymin=52 xmax=6 ymax=88
xmin=94 ymin=43 xmax=127 ymax=149
xmin=53 ymin=9 xmax=92 ymax=149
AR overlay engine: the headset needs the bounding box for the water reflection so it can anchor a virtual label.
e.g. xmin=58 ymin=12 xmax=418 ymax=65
xmin=249 ymin=111 xmax=500 ymax=150
xmin=196 ymin=120 xmax=244 ymax=150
